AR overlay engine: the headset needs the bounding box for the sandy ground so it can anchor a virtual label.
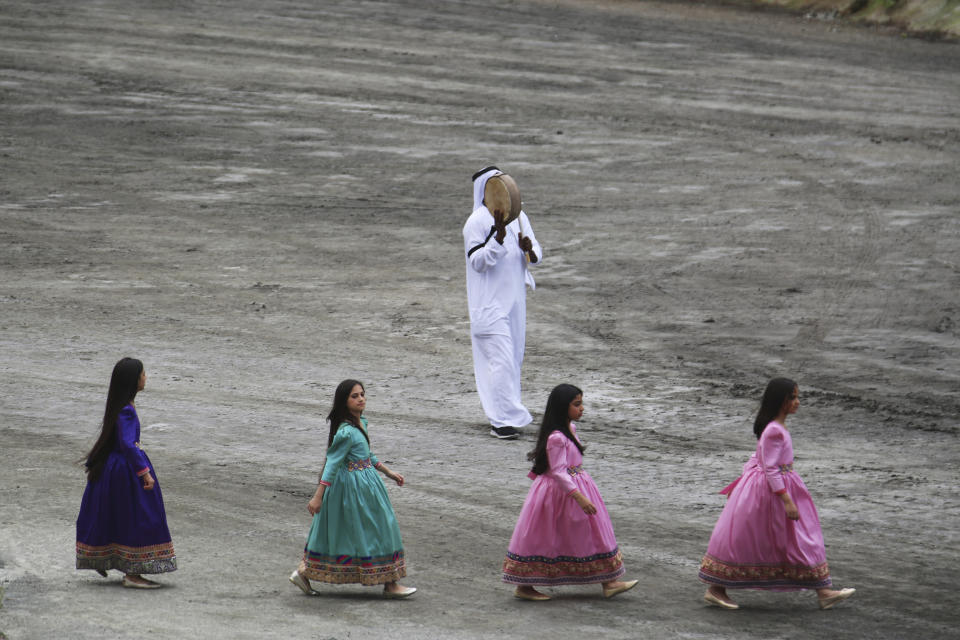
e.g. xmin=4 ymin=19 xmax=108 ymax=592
xmin=1 ymin=0 xmax=958 ymax=638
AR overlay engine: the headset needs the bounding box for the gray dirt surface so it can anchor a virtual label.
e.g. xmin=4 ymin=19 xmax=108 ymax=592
xmin=1 ymin=0 xmax=958 ymax=638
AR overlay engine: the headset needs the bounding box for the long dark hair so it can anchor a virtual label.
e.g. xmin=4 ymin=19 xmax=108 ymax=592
xmin=528 ymin=383 xmax=585 ymax=475
xmin=753 ymin=377 xmax=797 ymax=439
xmin=84 ymin=357 xmax=143 ymax=481
xmin=326 ymin=379 xmax=369 ymax=447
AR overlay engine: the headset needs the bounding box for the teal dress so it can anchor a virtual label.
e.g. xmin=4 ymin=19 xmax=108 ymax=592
xmin=299 ymin=418 xmax=406 ymax=585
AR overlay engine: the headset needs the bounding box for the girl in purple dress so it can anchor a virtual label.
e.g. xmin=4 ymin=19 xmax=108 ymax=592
xmin=699 ymin=377 xmax=854 ymax=610
xmin=502 ymin=384 xmax=637 ymax=601
xmin=76 ymin=358 xmax=176 ymax=588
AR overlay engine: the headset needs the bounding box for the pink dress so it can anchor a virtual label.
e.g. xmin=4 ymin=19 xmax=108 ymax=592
xmin=699 ymin=421 xmax=832 ymax=590
xmin=502 ymin=424 xmax=625 ymax=586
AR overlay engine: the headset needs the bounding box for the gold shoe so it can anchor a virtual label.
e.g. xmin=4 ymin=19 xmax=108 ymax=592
xmin=603 ymin=579 xmax=638 ymax=599
xmin=704 ymin=591 xmax=739 ymax=610
xmin=122 ymin=576 xmax=162 ymax=589
xmin=819 ymin=587 xmax=855 ymax=610
xmin=289 ymin=570 xmax=318 ymax=596
xmin=513 ymin=587 xmax=551 ymax=601
xmin=384 ymin=586 xmax=417 ymax=599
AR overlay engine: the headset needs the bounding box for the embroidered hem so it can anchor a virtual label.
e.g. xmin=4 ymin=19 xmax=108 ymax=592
xmin=76 ymin=541 xmax=177 ymax=575
xmin=698 ymin=554 xmax=831 ymax=589
xmin=502 ymin=547 xmax=625 ymax=586
xmin=300 ymin=550 xmax=406 ymax=585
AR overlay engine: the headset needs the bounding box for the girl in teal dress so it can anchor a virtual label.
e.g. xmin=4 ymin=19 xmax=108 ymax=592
xmin=290 ymin=379 xmax=416 ymax=598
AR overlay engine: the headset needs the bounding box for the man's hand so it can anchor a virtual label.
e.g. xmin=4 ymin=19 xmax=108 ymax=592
xmin=518 ymin=233 xmax=537 ymax=262
xmin=518 ymin=233 xmax=532 ymax=253
xmin=493 ymin=208 xmax=507 ymax=244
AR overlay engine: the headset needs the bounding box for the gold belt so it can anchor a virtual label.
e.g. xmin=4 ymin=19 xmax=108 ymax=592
xmin=346 ymin=458 xmax=373 ymax=472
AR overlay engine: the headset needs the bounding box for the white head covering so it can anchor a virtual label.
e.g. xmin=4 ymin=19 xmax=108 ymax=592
xmin=472 ymin=166 xmax=502 ymax=211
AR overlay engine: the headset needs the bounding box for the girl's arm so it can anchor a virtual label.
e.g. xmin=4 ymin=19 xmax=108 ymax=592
xmin=545 ymin=433 xmax=596 ymax=515
xmin=758 ymin=428 xmax=787 ymax=494
xmin=375 ymin=461 xmax=404 ymax=487
xmin=759 ymin=428 xmax=799 ymax=520
xmin=318 ymin=428 xmax=352 ymax=486
xmin=570 ymin=489 xmax=596 ymax=514
xmin=117 ymin=407 xmax=153 ymax=489
xmin=368 ymin=439 xmax=403 ymax=486
xmin=307 ymin=484 xmax=325 ymax=515
xmin=779 ymin=492 xmax=799 ymax=520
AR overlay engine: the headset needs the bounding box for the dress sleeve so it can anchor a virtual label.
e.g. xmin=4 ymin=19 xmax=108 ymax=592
xmin=117 ymin=406 xmax=150 ymax=476
xmin=464 ymin=215 xmax=508 ymax=273
xmin=361 ymin=417 xmax=380 ymax=467
xmin=758 ymin=427 xmax=787 ymax=495
xmin=544 ymin=432 xmax=578 ymax=496
xmin=319 ymin=426 xmax=353 ymax=486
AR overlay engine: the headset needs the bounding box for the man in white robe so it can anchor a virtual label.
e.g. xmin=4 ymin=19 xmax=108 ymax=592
xmin=463 ymin=166 xmax=542 ymax=439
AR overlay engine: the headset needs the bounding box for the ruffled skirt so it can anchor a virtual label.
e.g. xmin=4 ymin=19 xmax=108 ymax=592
xmin=698 ymin=468 xmax=830 ymax=590
xmin=76 ymin=451 xmax=176 ymax=575
xmin=503 ymin=470 xmax=625 ymax=586
xmin=300 ymin=466 xmax=405 ymax=585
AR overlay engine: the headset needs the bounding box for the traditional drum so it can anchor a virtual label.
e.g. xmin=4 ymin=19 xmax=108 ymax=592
xmin=484 ymin=174 xmax=522 ymax=225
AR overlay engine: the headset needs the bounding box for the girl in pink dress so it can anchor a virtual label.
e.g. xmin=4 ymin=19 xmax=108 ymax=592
xmin=502 ymin=383 xmax=637 ymax=601
xmin=699 ymin=377 xmax=855 ymax=610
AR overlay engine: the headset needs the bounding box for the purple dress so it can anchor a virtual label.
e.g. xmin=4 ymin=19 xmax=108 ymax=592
xmin=698 ymin=421 xmax=831 ymax=590
xmin=76 ymin=405 xmax=177 ymax=574
xmin=502 ymin=424 xmax=625 ymax=586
